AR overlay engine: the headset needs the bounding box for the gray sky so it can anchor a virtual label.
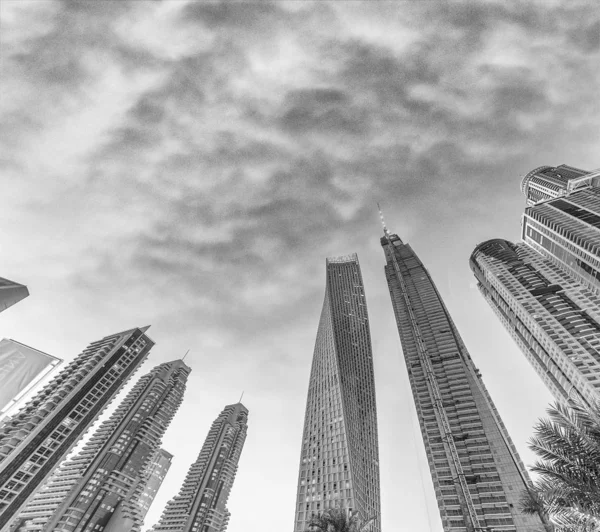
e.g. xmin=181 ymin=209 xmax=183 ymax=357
xmin=1 ymin=1 xmax=599 ymax=531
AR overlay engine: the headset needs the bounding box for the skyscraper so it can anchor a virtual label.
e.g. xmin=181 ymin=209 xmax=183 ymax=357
xmin=381 ymin=226 xmax=550 ymax=532
xmin=521 ymin=164 xmax=600 ymax=293
xmin=470 ymin=239 xmax=600 ymax=408
xmin=11 ymin=360 xmax=189 ymax=532
xmin=0 ymin=327 xmax=154 ymax=528
xmin=149 ymin=402 xmax=248 ymax=532
xmin=0 ymin=277 xmax=29 ymax=314
xmin=293 ymin=254 xmax=380 ymax=532
xmin=137 ymin=449 xmax=173 ymax=523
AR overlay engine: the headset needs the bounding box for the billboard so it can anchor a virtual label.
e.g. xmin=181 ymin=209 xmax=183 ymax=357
xmin=0 ymin=339 xmax=61 ymax=411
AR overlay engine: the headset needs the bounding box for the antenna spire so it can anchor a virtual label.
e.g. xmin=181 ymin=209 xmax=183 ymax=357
xmin=182 ymin=349 xmax=190 ymax=361
xmin=238 ymin=391 xmax=244 ymax=403
xmin=377 ymin=202 xmax=390 ymax=236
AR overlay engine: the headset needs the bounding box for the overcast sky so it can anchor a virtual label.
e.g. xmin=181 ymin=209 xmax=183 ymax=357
xmin=1 ymin=1 xmax=599 ymax=531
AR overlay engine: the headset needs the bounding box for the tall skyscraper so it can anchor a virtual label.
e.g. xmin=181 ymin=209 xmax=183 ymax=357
xmin=149 ymin=402 xmax=248 ymax=532
xmin=381 ymin=225 xmax=550 ymax=532
xmin=470 ymin=239 xmax=600 ymax=408
xmin=521 ymin=164 xmax=600 ymax=293
xmin=0 ymin=327 xmax=154 ymax=528
xmin=10 ymin=360 xmax=189 ymax=532
xmin=137 ymin=449 xmax=173 ymax=523
xmin=293 ymin=254 xmax=380 ymax=532
xmin=0 ymin=277 xmax=29 ymax=314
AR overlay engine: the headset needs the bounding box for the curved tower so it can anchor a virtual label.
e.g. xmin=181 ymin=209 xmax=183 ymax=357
xmin=470 ymin=238 xmax=600 ymax=408
xmin=521 ymin=164 xmax=600 ymax=294
xmin=293 ymin=254 xmax=381 ymax=532
xmin=520 ymin=164 xmax=589 ymax=206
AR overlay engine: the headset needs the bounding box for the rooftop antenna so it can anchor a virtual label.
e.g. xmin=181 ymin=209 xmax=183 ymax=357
xmin=238 ymin=391 xmax=244 ymax=403
xmin=377 ymin=202 xmax=390 ymax=236
xmin=182 ymin=349 xmax=190 ymax=361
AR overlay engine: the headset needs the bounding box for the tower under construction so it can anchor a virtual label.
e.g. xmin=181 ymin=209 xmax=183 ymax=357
xmin=380 ymin=219 xmax=550 ymax=532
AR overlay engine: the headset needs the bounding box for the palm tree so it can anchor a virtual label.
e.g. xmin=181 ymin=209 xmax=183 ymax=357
xmin=520 ymin=398 xmax=600 ymax=531
xmin=306 ymin=508 xmax=375 ymax=532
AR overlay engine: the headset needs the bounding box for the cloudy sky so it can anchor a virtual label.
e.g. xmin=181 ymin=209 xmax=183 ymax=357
xmin=1 ymin=0 xmax=599 ymax=530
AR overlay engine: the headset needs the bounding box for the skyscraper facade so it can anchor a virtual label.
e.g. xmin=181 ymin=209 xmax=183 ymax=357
xmin=293 ymin=254 xmax=380 ymax=532
xmin=0 ymin=277 xmax=29 ymax=314
xmin=381 ymin=229 xmax=550 ymax=532
xmin=137 ymin=449 xmax=173 ymax=522
xmin=470 ymin=239 xmax=600 ymax=408
xmin=521 ymin=164 xmax=600 ymax=293
xmin=0 ymin=327 xmax=154 ymax=529
xmin=11 ymin=360 xmax=189 ymax=532
xmin=149 ymin=402 xmax=248 ymax=532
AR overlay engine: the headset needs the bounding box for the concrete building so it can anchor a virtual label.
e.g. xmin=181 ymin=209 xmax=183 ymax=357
xmin=381 ymin=225 xmax=551 ymax=532
xmin=293 ymin=254 xmax=381 ymax=532
xmin=470 ymin=239 xmax=600 ymax=408
xmin=11 ymin=360 xmax=189 ymax=532
xmin=521 ymin=164 xmax=600 ymax=293
xmin=0 ymin=327 xmax=154 ymax=529
xmin=0 ymin=277 xmax=29 ymax=314
xmin=148 ymin=402 xmax=248 ymax=532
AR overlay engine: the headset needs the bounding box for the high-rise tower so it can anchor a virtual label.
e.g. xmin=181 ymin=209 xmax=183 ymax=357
xmin=293 ymin=254 xmax=380 ymax=532
xmin=11 ymin=360 xmax=189 ymax=532
xmin=148 ymin=402 xmax=248 ymax=532
xmin=137 ymin=449 xmax=173 ymax=523
xmin=0 ymin=327 xmax=154 ymax=528
xmin=521 ymin=164 xmax=600 ymax=293
xmin=381 ymin=227 xmax=550 ymax=532
xmin=0 ymin=277 xmax=29 ymax=314
xmin=470 ymin=239 xmax=600 ymax=408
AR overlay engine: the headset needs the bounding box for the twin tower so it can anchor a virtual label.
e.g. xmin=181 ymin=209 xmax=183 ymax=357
xmin=295 ymin=162 xmax=600 ymax=532
xmin=293 ymin=237 xmax=550 ymax=532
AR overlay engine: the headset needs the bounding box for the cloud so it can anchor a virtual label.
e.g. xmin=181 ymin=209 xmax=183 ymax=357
xmin=2 ymin=1 xmax=599 ymax=531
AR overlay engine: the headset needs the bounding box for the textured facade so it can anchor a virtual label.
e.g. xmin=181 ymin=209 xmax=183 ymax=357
xmin=382 ymin=230 xmax=550 ymax=532
xmin=138 ymin=449 xmax=173 ymax=522
xmin=521 ymin=165 xmax=600 ymax=294
xmin=470 ymin=239 xmax=600 ymax=408
xmin=0 ymin=277 xmax=29 ymax=314
xmin=11 ymin=360 xmax=189 ymax=532
xmin=149 ymin=402 xmax=248 ymax=532
xmin=0 ymin=327 xmax=154 ymax=529
xmin=294 ymin=254 xmax=380 ymax=532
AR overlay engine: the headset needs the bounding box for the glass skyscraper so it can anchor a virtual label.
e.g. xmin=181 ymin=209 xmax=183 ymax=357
xmin=470 ymin=239 xmax=600 ymax=408
xmin=137 ymin=449 xmax=173 ymax=523
xmin=10 ymin=360 xmax=189 ymax=532
xmin=381 ymin=228 xmax=550 ymax=532
xmin=521 ymin=164 xmax=600 ymax=293
xmin=0 ymin=327 xmax=154 ymax=529
xmin=0 ymin=277 xmax=29 ymax=314
xmin=148 ymin=402 xmax=248 ymax=532
xmin=293 ymin=254 xmax=380 ymax=532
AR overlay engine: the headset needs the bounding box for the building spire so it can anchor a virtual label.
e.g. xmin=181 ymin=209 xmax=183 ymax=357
xmin=238 ymin=391 xmax=244 ymax=404
xmin=377 ymin=202 xmax=390 ymax=236
xmin=182 ymin=349 xmax=190 ymax=361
